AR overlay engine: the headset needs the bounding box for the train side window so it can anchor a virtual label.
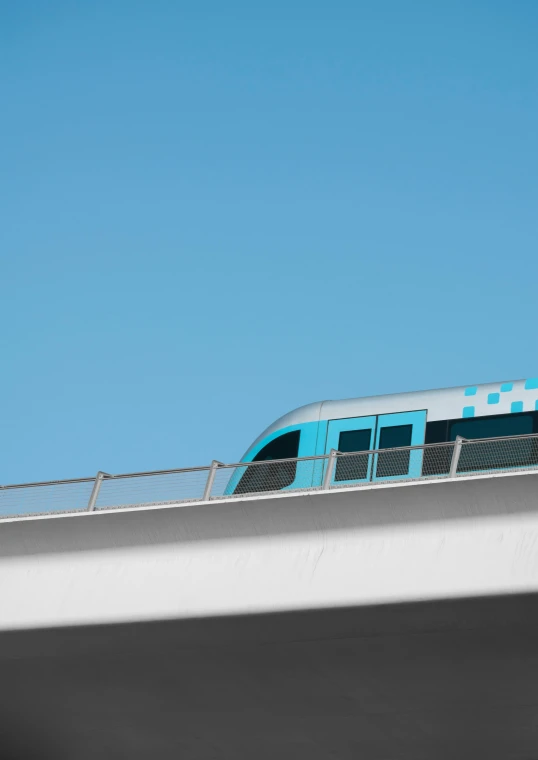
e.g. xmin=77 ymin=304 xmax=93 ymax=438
xmin=425 ymin=413 xmax=537 ymax=476
xmin=449 ymin=414 xmax=533 ymax=440
xmin=335 ymin=429 xmax=372 ymax=481
xmin=379 ymin=425 xmax=413 ymax=449
xmin=376 ymin=424 xmax=413 ymax=478
xmin=235 ymin=430 xmax=301 ymax=494
xmin=425 ymin=420 xmax=449 ymax=444
xmin=451 ymin=414 xmax=536 ymax=472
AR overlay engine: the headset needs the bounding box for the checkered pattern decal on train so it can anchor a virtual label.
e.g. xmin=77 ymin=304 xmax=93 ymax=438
xmin=461 ymin=379 xmax=538 ymax=418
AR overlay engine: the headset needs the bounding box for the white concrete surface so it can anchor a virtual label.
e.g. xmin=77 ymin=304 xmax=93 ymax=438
xmin=1 ymin=470 xmax=538 ymax=631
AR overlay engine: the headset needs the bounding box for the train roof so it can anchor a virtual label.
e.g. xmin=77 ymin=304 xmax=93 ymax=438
xmin=250 ymin=377 xmax=538 ymax=451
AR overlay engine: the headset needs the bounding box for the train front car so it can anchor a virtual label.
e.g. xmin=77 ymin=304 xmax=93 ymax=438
xmin=226 ymin=377 xmax=538 ymax=496
xmin=225 ymin=402 xmax=324 ymax=496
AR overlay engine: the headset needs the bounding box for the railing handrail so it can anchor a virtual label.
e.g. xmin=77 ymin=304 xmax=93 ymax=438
xmin=2 ymin=432 xmax=538 ymax=492
xmin=213 ymin=433 xmax=538 ymax=470
xmin=0 ymin=464 xmax=213 ymax=491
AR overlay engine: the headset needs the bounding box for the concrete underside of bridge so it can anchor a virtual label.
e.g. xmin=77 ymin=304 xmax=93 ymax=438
xmin=1 ymin=592 xmax=538 ymax=760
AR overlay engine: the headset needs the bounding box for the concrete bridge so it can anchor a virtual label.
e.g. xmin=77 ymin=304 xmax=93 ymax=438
xmin=1 ymin=470 xmax=538 ymax=758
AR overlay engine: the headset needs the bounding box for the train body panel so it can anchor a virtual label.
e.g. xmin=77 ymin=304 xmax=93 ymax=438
xmin=228 ymin=377 xmax=538 ymax=495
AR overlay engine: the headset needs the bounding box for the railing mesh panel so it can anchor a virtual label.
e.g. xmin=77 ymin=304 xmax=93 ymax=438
xmin=96 ymin=469 xmax=211 ymax=510
xmin=457 ymin=436 xmax=538 ymax=474
xmin=2 ymin=434 xmax=538 ymax=518
xmin=0 ymin=480 xmax=94 ymax=518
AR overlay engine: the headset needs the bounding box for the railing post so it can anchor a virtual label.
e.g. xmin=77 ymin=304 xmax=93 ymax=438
xmin=449 ymin=436 xmax=464 ymax=478
xmin=322 ymin=449 xmax=338 ymax=490
xmin=87 ymin=471 xmax=108 ymax=512
xmin=202 ymin=460 xmax=222 ymax=502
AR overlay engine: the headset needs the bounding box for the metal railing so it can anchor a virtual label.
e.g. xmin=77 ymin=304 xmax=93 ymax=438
xmin=1 ymin=433 xmax=538 ymax=519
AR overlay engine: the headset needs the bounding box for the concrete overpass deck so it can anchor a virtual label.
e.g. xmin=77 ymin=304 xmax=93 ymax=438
xmin=1 ymin=469 xmax=538 ymax=757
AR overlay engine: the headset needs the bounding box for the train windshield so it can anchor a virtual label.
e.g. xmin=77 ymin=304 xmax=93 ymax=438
xmin=235 ymin=430 xmax=300 ymax=494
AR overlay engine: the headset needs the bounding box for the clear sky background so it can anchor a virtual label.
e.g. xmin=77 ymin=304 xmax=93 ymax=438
xmin=1 ymin=1 xmax=537 ymax=483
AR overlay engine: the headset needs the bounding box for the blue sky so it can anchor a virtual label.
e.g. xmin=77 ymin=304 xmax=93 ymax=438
xmin=1 ymin=1 xmax=537 ymax=483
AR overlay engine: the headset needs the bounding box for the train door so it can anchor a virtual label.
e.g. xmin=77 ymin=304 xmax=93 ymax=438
xmin=324 ymin=416 xmax=376 ymax=486
xmin=372 ymin=411 xmax=427 ymax=482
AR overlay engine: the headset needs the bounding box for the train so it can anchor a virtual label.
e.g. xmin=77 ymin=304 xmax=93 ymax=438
xmin=227 ymin=377 xmax=538 ymax=495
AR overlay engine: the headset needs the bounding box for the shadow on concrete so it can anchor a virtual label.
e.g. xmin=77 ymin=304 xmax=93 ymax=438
xmin=1 ymin=593 xmax=538 ymax=759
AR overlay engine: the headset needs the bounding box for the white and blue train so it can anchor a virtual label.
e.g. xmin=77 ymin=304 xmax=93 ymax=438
xmin=230 ymin=377 xmax=538 ymax=494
